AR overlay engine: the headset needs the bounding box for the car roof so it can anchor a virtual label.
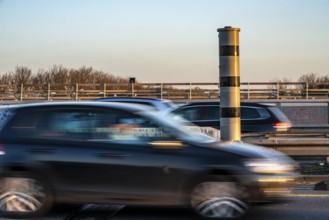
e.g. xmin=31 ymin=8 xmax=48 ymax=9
xmin=95 ymin=97 xmax=172 ymax=103
xmin=1 ymin=101 xmax=154 ymax=112
xmin=182 ymin=101 xmax=275 ymax=108
xmin=94 ymin=97 xmax=176 ymax=110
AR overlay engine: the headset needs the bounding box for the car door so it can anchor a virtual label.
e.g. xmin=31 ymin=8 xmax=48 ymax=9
xmin=80 ymin=110 xmax=195 ymax=203
xmin=3 ymin=107 xmax=116 ymax=197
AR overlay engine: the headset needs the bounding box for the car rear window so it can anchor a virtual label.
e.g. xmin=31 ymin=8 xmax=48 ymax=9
xmin=268 ymin=107 xmax=290 ymax=121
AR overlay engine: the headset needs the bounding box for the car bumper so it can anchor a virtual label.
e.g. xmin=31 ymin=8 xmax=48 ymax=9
xmin=249 ymin=173 xmax=298 ymax=202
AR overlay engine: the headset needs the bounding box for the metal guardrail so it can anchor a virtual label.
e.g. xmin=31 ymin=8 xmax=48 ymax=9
xmin=243 ymin=127 xmax=329 ymax=159
xmin=2 ymin=82 xmax=329 ymax=101
xmin=288 ymin=126 xmax=329 ymax=136
xmin=244 ymin=136 xmax=329 ymax=159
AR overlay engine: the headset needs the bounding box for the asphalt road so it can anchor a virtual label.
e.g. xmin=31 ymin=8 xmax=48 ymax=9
xmin=2 ymin=187 xmax=329 ymax=220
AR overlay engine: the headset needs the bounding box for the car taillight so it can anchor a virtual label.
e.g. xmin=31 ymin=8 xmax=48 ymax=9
xmin=273 ymin=122 xmax=291 ymax=131
xmin=0 ymin=144 xmax=5 ymax=155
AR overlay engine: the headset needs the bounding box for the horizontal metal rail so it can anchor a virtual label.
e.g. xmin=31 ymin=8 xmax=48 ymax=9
xmin=243 ymin=131 xmax=329 ymax=158
xmin=1 ymin=82 xmax=329 ymax=101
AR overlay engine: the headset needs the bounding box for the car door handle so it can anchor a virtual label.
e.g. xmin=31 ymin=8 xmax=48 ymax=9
xmin=30 ymin=148 xmax=56 ymax=154
xmin=96 ymin=153 xmax=130 ymax=158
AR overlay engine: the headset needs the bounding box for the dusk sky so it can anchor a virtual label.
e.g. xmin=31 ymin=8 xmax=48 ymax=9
xmin=0 ymin=0 xmax=328 ymax=83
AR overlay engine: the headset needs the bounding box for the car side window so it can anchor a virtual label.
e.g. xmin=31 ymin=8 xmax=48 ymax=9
xmin=204 ymin=107 xmax=220 ymax=120
xmin=100 ymin=112 xmax=173 ymax=144
xmin=0 ymin=108 xmax=16 ymax=130
xmin=7 ymin=109 xmax=40 ymax=137
xmin=38 ymin=110 xmax=105 ymax=140
xmin=241 ymin=107 xmax=261 ymax=119
xmin=8 ymin=107 xmax=174 ymax=144
xmin=176 ymin=106 xmax=220 ymax=121
xmin=8 ymin=108 xmax=112 ymax=140
xmin=175 ymin=108 xmax=201 ymax=121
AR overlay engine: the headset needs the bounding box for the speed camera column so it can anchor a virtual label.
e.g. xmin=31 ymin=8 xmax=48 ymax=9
xmin=217 ymin=26 xmax=241 ymax=141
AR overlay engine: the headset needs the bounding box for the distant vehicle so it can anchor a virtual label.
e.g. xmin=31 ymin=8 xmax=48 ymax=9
xmin=170 ymin=102 xmax=291 ymax=133
xmin=94 ymin=97 xmax=176 ymax=111
xmin=0 ymin=102 xmax=296 ymax=219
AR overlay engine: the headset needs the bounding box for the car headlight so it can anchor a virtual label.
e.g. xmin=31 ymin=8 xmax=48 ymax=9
xmin=244 ymin=158 xmax=295 ymax=174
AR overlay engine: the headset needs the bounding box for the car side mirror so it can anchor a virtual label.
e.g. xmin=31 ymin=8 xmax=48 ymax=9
xmin=149 ymin=141 xmax=186 ymax=149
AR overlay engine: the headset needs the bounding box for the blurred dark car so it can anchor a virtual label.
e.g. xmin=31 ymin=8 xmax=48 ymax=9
xmin=0 ymin=102 xmax=296 ymax=219
xmin=170 ymin=102 xmax=291 ymax=133
xmin=94 ymin=97 xmax=176 ymax=111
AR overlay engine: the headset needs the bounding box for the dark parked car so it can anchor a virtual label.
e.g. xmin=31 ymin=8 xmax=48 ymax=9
xmin=0 ymin=102 xmax=296 ymax=219
xmin=170 ymin=102 xmax=291 ymax=133
xmin=94 ymin=97 xmax=176 ymax=111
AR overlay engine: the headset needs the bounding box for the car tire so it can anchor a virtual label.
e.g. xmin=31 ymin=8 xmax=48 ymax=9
xmin=0 ymin=173 xmax=53 ymax=219
xmin=190 ymin=176 xmax=249 ymax=219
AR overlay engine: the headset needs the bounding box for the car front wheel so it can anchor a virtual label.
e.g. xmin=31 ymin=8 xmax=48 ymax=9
xmin=0 ymin=174 xmax=53 ymax=219
xmin=190 ymin=177 xmax=249 ymax=219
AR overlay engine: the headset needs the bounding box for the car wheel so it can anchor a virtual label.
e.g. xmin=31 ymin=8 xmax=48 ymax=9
xmin=190 ymin=177 xmax=249 ymax=219
xmin=0 ymin=174 xmax=53 ymax=218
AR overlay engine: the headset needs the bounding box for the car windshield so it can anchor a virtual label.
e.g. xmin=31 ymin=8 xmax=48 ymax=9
xmin=140 ymin=111 xmax=218 ymax=143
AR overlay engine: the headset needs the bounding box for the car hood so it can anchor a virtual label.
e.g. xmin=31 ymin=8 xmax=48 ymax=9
xmin=206 ymin=141 xmax=293 ymax=161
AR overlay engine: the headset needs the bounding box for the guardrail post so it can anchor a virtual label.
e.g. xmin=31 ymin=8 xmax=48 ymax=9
xmin=20 ymin=84 xmax=23 ymax=101
xmin=189 ymin=83 xmax=192 ymax=100
xmin=103 ymin=83 xmax=106 ymax=97
xmin=75 ymin=83 xmax=79 ymax=100
xmin=160 ymin=83 xmax=163 ymax=99
xmin=247 ymin=82 xmax=250 ymax=99
xmin=47 ymin=83 xmax=51 ymax=100
xmin=327 ymin=102 xmax=329 ymax=125
xmin=277 ymin=81 xmax=280 ymax=99
xmin=306 ymin=82 xmax=309 ymax=99
xmin=131 ymin=83 xmax=134 ymax=97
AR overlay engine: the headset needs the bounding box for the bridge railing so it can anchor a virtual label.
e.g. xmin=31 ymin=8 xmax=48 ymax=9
xmin=1 ymin=82 xmax=329 ymax=101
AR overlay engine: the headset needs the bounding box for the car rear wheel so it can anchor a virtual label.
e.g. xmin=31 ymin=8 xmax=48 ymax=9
xmin=0 ymin=174 xmax=53 ymax=218
xmin=190 ymin=177 xmax=249 ymax=219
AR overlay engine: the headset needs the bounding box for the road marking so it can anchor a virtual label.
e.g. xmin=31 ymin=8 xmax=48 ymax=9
xmin=289 ymin=193 xmax=329 ymax=197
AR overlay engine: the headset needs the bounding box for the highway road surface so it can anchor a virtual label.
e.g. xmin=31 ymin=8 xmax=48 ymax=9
xmin=2 ymin=186 xmax=329 ymax=220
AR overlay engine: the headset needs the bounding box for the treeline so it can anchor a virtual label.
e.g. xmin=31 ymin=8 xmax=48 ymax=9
xmin=271 ymin=73 xmax=329 ymax=86
xmin=0 ymin=66 xmax=328 ymax=100
xmin=1 ymin=66 xmax=328 ymax=86
xmin=267 ymin=72 xmax=329 ymax=97
xmin=298 ymin=73 xmax=329 ymax=89
xmin=0 ymin=65 xmax=131 ymax=85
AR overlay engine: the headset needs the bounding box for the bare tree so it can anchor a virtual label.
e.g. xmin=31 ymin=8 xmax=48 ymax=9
xmin=45 ymin=65 xmax=70 ymax=84
xmin=32 ymin=69 xmax=48 ymax=84
xmin=315 ymin=75 xmax=329 ymax=89
xmin=0 ymin=72 xmax=14 ymax=84
xmin=268 ymin=78 xmax=293 ymax=98
xmin=0 ymin=72 xmax=15 ymax=98
xmin=13 ymin=66 xmax=33 ymax=85
xmin=69 ymin=66 xmax=94 ymax=84
xmin=298 ymin=73 xmax=318 ymax=90
xmin=0 ymin=65 xmax=137 ymax=98
xmin=297 ymin=72 xmax=329 ymax=97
